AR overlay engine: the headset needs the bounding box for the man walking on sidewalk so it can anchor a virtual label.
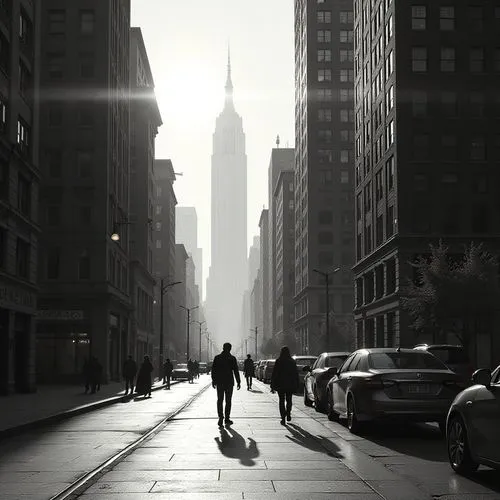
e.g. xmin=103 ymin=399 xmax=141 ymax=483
xmin=163 ymin=358 xmax=173 ymax=389
xmin=123 ymin=355 xmax=137 ymax=395
xmin=211 ymin=342 xmax=241 ymax=427
xmin=243 ymin=354 xmax=255 ymax=390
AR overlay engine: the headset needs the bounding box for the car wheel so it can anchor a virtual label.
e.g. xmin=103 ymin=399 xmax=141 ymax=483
xmin=447 ymin=414 xmax=479 ymax=475
xmin=346 ymin=395 xmax=361 ymax=434
xmin=327 ymin=390 xmax=338 ymax=421
xmin=303 ymin=387 xmax=313 ymax=407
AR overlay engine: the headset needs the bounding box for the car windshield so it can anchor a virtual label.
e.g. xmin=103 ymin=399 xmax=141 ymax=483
xmin=295 ymin=357 xmax=316 ymax=366
xmin=176 ymin=364 xmax=187 ymax=369
xmin=268 ymin=361 xmax=275 ymax=366
xmin=369 ymin=352 xmax=448 ymax=370
xmin=326 ymin=355 xmax=348 ymax=368
xmin=428 ymin=347 xmax=469 ymax=364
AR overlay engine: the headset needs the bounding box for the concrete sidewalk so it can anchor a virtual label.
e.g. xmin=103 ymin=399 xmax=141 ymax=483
xmin=80 ymin=380 xmax=428 ymax=500
xmin=0 ymin=378 xmax=169 ymax=436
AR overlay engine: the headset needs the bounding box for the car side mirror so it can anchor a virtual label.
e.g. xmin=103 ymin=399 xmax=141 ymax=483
xmin=302 ymin=366 xmax=311 ymax=372
xmin=472 ymin=368 xmax=491 ymax=388
xmin=327 ymin=367 xmax=338 ymax=376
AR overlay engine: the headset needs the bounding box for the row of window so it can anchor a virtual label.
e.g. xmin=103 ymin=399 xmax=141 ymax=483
xmin=48 ymin=9 xmax=95 ymax=36
xmin=0 ymin=163 xmax=31 ymax=215
xmin=412 ymin=47 xmax=500 ymax=73
xmin=47 ymin=52 xmax=95 ymax=79
xmin=317 ymin=30 xmax=353 ymax=44
xmin=317 ymin=48 xmax=354 ymax=63
xmin=0 ymin=228 xmax=30 ymax=280
xmin=317 ymin=10 xmax=353 ymax=24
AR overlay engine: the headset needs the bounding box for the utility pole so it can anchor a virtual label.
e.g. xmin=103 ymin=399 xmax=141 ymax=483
xmin=159 ymin=279 xmax=181 ymax=379
xmin=313 ymin=267 xmax=340 ymax=352
xmin=245 ymin=338 xmax=248 ymax=355
xmin=180 ymin=305 xmax=198 ymax=362
xmin=250 ymin=326 xmax=258 ymax=359
xmin=194 ymin=321 xmax=206 ymax=360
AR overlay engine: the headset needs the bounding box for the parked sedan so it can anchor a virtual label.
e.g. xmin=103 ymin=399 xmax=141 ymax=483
xmin=446 ymin=365 xmax=500 ymax=475
xmin=262 ymin=360 xmax=276 ymax=383
xmin=198 ymin=362 xmax=208 ymax=374
xmin=326 ymin=348 xmax=466 ymax=433
xmin=171 ymin=363 xmax=190 ymax=380
xmin=293 ymin=355 xmax=318 ymax=388
xmin=303 ymin=352 xmax=350 ymax=411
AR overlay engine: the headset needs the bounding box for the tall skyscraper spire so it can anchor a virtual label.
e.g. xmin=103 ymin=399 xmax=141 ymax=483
xmin=224 ymin=44 xmax=234 ymax=109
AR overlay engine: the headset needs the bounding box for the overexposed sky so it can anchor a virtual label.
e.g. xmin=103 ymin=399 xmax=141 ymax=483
xmin=131 ymin=1 xmax=295 ymax=296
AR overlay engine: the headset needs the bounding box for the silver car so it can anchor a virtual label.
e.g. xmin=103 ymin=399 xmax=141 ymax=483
xmin=446 ymin=365 xmax=500 ymax=475
xmin=171 ymin=363 xmax=190 ymax=380
xmin=326 ymin=348 xmax=465 ymax=433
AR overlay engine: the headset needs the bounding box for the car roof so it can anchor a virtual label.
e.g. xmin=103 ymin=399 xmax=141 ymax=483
xmin=318 ymin=351 xmax=351 ymax=357
xmin=356 ymin=348 xmax=433 ymax=355
xmin=414 ymin=344 xmax=464 ymax=349
xmin=293 ymin=355 xmax=317 ymax=359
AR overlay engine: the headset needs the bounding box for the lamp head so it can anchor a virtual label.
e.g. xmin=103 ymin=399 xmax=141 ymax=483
xmin=111 ymin=233 xmax=120 ymax=242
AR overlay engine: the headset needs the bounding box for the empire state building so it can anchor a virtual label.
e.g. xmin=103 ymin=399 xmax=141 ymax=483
xmin=206 ymin=52 xmax=247 ymax=346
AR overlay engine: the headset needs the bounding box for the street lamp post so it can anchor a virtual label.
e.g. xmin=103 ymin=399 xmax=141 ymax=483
xmin=194 ymin=320 xmax=206 ymax=360
xmin=313 ymin=267 xmax=340 ymax=352
xmin=159 ymin=280 xmax=181 ymax=378
xmin=180 ymin=305 xmax=199 ymax=362
xmin=250 ymin=327 xmax=258 ymax=359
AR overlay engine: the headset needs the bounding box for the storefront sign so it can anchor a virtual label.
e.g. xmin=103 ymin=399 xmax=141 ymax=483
xmin=0 ymin=285 xmax=35 ymax=310
xmin=37 ymin=310 xmax=85 ymax=321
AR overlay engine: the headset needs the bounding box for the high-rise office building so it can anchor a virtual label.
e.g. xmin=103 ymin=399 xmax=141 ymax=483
xmin=206 ymin=51 xmax=247 ymax=346
xmin=128 ymin=27 xmax=161 ymax=361
xmin=37 ymin=0 xmax=131 ymax=382
xmin=353 ymin=1 xmax=500 ymax=366
xmin=0 ymin=0 xmax=41 ymax=394
xmin=294 ymin=0 xmax=356 ymax=354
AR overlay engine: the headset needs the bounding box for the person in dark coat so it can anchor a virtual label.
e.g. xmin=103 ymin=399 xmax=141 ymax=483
xmin=123 ymin=355 xmax=137 ymax=395
xmin=194 ymin=360 xmax=200 ymax=379
xmin=187 ymin=359 xmax=194 ymax=383
xmin=136 ymin=355 xmax=154 ymax=398
xmin=211 ymin=342 xmax=241 ymax=427
xmin=243 ymin=354 xmax=255 ymax=390
xmin=271 ymin=346 xmax=299 ymax=425
xmin=163 ymin=358 xmax=173 ymax=389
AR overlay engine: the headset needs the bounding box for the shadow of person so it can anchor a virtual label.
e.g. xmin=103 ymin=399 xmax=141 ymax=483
xmin=215 ymin=428 xmax=260 ymax=466
xmin=249 ymin=389 xmax=263 ymax=393
xmin=286 ymin=423 xmax=343 ymax=459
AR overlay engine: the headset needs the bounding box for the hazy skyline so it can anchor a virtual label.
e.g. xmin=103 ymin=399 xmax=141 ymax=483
xmin=131 ymin=1 xmax=295 ymax=297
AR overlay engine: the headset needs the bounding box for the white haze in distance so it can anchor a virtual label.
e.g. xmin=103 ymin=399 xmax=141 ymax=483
xmin=131 ymin=0 xmax=295 ymax=299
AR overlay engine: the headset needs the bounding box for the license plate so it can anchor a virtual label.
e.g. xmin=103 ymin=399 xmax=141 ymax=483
xmin=407 ymin=383 xmax=430 ymax=394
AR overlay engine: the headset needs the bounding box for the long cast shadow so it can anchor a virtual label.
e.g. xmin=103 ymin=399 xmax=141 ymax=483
xmin=214 ymin=428 xmax=260 ymax=466
xmin=286 ymin=422 xmax=343 ymax=458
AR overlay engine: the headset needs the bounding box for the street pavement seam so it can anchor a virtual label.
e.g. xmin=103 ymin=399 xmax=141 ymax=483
xmin=0 ymin=380 xmax=183 ymax=441
xmin=47 ymin=380 xmax=212 ymax=500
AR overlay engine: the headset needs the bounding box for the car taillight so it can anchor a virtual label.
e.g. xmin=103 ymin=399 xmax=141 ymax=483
xmin=361 ymin=377 xmax=394 ymax=388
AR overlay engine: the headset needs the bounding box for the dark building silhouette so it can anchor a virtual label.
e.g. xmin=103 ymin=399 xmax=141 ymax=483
xmin=37 ymin=0 xmax=131 ymax=382
xmin=129 ymin=27 xmax=161 ymax=361
xmin=0 ymin=0 xmax=41 ymax=394
xmin=294 ymin=0 xmax=356 ymax=354
xmin=353 ymin=2 xmax=500 ymax=366
xmin=258 ymin=209 xmax=269 ymax=345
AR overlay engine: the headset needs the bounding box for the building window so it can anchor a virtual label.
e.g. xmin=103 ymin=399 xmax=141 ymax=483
xmin=19 ymin=60 xmax=30 ymax=97
xmin=375 ymin=169 xmax=384 ymax=201
xmin=19 ymin=9 xmax=32 ymax=48
xmin=317 ymin=49 xmax=331 ymax=62
xmin=340 ymin=109 xmax=354 ymax=122
xmin=340 ymin=69 xmax=354 ymax=82
xmin=470 ymin=93 xmax=484 ymax=117
xmin=411 ymin=6 xmax=426 ymax=30
xmin=440 ymin=6 xmax=455 ymax=30
xmin=339 ymin=30 xmax=353 ymax=43
xmin=79 ymin=52 xmax=95 ymax=78
xmin=441 ymin=47 xmax=455 ymax=72
xmin=318 ymin=69 xmax=331 ymax=82
xmin=340 ymin=49 xmax=353 ymax=62
xmin=412 ymin=47 xmax=427 ymax=72
xmin=472 ymin=204 xmax=490 ymax=233
xmin=317 ymin=30 xmax=331 ymax=43
xmin=319 ymin=210 xmax=333 ymax=224
xmin=77 ymin=150 xmax=93 ymax=178
xmin=17 ymin=174 xmax=30 ymax=215
xmin=385 ymin=86 xmax=394 ymax=115
xmin=385 ymin=50 xmax=394 ymax=79
xmin=47 ymin=247 xmax=60 ymax=279
xmin=441 ymin=135 xmax=457 ymax=161
xmin=48 ymin=9 xmax=65 ymax=34
xmin=319 ymin=169 xmax=333 ymax=185
xmin=77 ymin=108 xmax=94 ymax=127
xmin=340 ymin=150 xmax=349 ymax=163
xmin=386 ymin=206 xmax=395 ymax=238
xmin=340 ymin=11 xmax=353 ymax=24
xmin=386 ymin=14 xmax=393 ymax=42
xmin=385 ymin=156 xmax=394 ymax=191
xmin=17 ymin=118 xmax=30 ymax=154
xmin=318 ymin=129 xmax=333 ymax=144
xmin=441 ymin=91 xmax=458 ymax=116
xmin=386 ymin=121 xmax=394 ymax=148
xmin=16 ymin=238 xmax=29 ymax=279
xmin=48 ymin=105 xmax=62 ymax=127
xmin=364 ymin=182 xmax=372 ymax=212
xmin=317 ymin=11 xmax=331 ymax=23
xmin=46 ymin=149 xmax=62 ymax=178
xmin=413 ymin=135 xmax=430 ymax=161
xmin=318 ymin=232 xmax=333 ymax=245
xmin=470 ymin=137 xmax=486 ymax=161
xmin=340 ymin=171 xmax=349 ymax=183
xmin=412 ymin=90 xmax=427 ymax=117
xmin=469 ymin=6 xmax=483 ymax=30
xmin=469 ymin=48 xmax=484 ymax=73
xmin=318 ymin=109 xmax=332 ymax=122
xmin=78 ymin=250 xmax=90 ymax=279
xmin=79 ymin=10 xmax=95 ymax=35
xmin=47 ymin=53 xmax=64 ymax=78
xmin=155 ymin=240 xmax=162 ymax=249
xmin=340 ymin=89 xmax=354 ymax=102
xmin=317 ymin=88 xmax=333 ymax=101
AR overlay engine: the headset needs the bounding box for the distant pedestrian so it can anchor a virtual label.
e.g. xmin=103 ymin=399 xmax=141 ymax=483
xmin=163 ymin=358 xmax=173 ymax=389
xmin=93 ymin=357 xmax=103 ymax=392
xmin=83 ymin=356 xmax=92 ymax=394
xmin=243 ymin=354 xmax=255 ymax=390
xmin=123 ymin=355 xmax=137 ymax=395
xmin=187 ymin=358 xmax=194 ymax=383
xmin=211 ymin=342 xmax=241 ymax=427
xmin=194 ymin=360 xmax=200 ymax=379
xmin=136 ymin=355 xmax=154 ymax=398
xmin=271 ymin=346 xmax=299 ymax=425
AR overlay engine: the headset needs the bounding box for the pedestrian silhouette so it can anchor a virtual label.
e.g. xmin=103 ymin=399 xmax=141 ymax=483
xmin=84 ymin=356 xmax=102 ymax=394
xmin=271 ymin=346 xmax=299 ymax=425
xmin=187 ymin=358 xmax=194 ymax=383
xmin=194 ymin=359 xmax=200 ymax=379
xmin=163 ymin=358 xmax=173 ymax=389
xmin=135 ymin=355 xmax=153 ymax=398
xmin=211 ymin=342 xmax=241 ymax=427
xmin=215 ymin=427 xmax=259 ymax=466
xmin=123 ymin=355 xmax=137 ymax=395
xmin=243 ymin=354 xmax=255 ymax=390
